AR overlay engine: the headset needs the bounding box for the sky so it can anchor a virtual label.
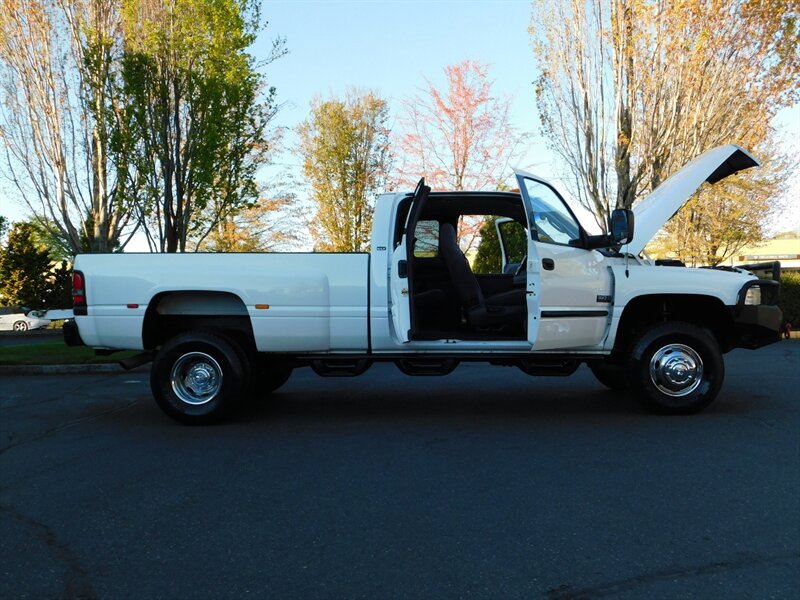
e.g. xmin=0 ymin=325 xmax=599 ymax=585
xmin=258 ymin=0 xmax=552 ymax=173
xmin=257 ymin=0 xmax=799 ymax=233
xmin=1 ymin=0 xmax=798 ymax=239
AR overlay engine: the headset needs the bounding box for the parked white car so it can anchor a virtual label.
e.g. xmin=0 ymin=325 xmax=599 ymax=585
xmin=0 ymin=307 xmax=51 ymax=332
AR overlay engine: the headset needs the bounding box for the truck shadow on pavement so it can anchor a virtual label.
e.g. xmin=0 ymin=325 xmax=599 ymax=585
xmin=228 ymin=367 xmax=756 ymax=426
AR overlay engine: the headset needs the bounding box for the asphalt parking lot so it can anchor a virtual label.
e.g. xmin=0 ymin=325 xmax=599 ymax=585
xmin=1 ymin=342 xmax=798 ymax=599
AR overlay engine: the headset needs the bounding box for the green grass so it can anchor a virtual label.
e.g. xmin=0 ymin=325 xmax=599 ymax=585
xmin=0 ymin=341 xmax=138 ymax=365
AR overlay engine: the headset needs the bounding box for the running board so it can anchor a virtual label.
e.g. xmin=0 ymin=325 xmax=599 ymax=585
xmin=310 ymin=358 xmax=372 ymax=377
xmin=395 ymin=358 xmax=459 ymax=376
xmin=516 ymin=358 xmax=579 ymax=377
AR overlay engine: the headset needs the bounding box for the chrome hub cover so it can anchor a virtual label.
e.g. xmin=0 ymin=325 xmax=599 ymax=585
xmin=171 ymin=352 xmax=223 ymax=405
xmin=649 ymin=343 xmax=704 ymax=397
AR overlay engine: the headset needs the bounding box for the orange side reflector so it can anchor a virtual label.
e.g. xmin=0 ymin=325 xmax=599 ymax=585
xmin=255 ymin=304 xmax=270 ymax=310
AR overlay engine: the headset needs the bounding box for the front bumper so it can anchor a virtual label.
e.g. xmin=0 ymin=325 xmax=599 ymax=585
xmin=731 ymin=279 xmax=782 ymax=349
xmin=732 ymin=305 xmax=782 ymax=349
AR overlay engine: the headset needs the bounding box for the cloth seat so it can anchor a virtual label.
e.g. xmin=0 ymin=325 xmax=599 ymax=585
xmin=438 ymin=223 xmax=526 ymax=330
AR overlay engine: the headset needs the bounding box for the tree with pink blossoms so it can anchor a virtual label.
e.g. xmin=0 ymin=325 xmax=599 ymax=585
xmin=395 ymin=60 xmax=527 ymax=250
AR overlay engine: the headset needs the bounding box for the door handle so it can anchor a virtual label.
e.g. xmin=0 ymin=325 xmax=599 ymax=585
xmin=542 ymin=258 xmax=555 ymax=271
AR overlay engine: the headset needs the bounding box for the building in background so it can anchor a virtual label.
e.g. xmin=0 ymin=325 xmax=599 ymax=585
xmin=729 ymin=233 xmax=800 ymax=274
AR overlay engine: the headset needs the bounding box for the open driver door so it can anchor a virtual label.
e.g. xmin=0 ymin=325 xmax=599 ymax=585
xmin=389 ymin=178 xmax=430 ymax=343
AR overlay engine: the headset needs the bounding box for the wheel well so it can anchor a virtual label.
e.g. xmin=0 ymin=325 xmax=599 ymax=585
xmin=614 ymin=294 xmax=735 ymax=356
xmin=142 ymin=291 xmax=255 ymax=351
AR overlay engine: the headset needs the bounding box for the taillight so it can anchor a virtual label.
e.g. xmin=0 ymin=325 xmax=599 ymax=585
xmin=72 ymin=270 xmax=87 ymax=315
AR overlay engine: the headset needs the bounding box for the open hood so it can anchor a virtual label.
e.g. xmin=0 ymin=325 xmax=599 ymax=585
xmin=628 ymin=145 xmax=760 ymax=255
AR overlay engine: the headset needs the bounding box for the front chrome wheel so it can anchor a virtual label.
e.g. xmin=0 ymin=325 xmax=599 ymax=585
xmin=627 ymin=321 xmax=723 ymax=415
xmin=648 ymin=343 xmax=704 ymax=397
xmin=170 ymin=352 xmax=224 ymax=405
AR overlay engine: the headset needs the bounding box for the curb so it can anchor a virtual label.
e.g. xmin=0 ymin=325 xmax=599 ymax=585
xmin=0 ymin=364 xmax=150 ymax=375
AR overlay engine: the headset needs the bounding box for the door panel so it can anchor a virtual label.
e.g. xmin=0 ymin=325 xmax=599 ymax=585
xmin=389 ymin=179 xmax=430 ymax=343
xmin=526 ymin=237 xmax=542 ymax=347
xmin=516 ymin=171 xmax=613 ymax=350
xmin=533 ymin=242 xmax=612 ymax=349
xmin=389 ymin=245 xmax=410 ymax=342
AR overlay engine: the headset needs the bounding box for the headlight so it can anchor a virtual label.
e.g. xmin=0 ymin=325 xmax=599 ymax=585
xmin=744 ymin=285 xmax=761 ymax=305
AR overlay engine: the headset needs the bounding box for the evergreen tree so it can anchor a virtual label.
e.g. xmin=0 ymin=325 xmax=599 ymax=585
xmin=45 ymin=261 xmax=73 ymax=309
xmin=0 ymin=223 xmax=52 ymax=309
xmin=473 ymin=217 xmax=527 ymax=274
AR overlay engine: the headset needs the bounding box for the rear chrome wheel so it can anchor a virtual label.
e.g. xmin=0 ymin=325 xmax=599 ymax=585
xmin=151 ymin=332 xmax=247 ymax=425
xmin=13 ymin=321 xmax=28 ymax=332
xmin=171 ymin=352 xmax=224 ymax=406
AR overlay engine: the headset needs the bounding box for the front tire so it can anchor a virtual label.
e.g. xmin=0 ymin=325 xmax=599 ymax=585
xmin=626 ymin=321 xmax=724 ymax=414
xmin=150 ymin=331 xmax=248 ymax=425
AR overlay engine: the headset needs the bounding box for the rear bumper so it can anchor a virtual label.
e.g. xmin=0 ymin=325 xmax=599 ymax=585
xmin=731 ymin=305 xmax=782 ymax=349
xmin=63 ymin=319 xmax=85 ymax=347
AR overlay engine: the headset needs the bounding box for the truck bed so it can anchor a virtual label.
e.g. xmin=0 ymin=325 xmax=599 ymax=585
xmin=73 ymin=253 xmax=371 ymax=352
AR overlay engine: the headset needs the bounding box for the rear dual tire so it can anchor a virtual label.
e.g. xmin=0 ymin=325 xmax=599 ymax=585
xmin=251 ymin=356 xmax=293 ymax=396
xmin=589 ymin=362 xmax=627 ymax=391
xmin=151 ymin=331 xmax=246 ymax=425
xmin=150 ymin=332 xmax=294 ymax=424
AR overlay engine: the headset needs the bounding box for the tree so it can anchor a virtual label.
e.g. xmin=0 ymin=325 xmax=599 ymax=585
xmin=530 ymin=1 xmax=616 ymax=221
xmin=0 ymin=222 xmax=51 ymax=308
xmin=0 ymin=0 xmax=139 ymax=254
xmin=297 ymin=91 xmax=392 ymax=252
xmin=395 ymin=60 xmax=527 ymax=250
xmin=473 ymin=216 xmax=528 ymax=274
xmin=120 ymin=0 xmax=284 ymax=253
xmin=27 ymin=218 xmax=82 ymax=261
xmin=530 ymin=0 xmax=799 ymax=250
xmin=198 ymin=195 xmax=300 ymax=252
xmin=44 ymin=259 xmax=72 ymax=309
xmin=395 ymin=60 xmax=525 ymax=191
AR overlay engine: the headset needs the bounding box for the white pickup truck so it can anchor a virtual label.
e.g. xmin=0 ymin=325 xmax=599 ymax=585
xmin=64 ymin=145 xmax=782 ymax=424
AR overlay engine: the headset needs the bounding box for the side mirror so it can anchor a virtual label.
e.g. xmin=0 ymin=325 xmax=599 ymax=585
xmin=610 ymin=208 xmax=634 ymax=245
